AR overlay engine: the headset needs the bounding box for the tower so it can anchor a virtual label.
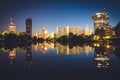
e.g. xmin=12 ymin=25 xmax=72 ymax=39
xmin=92 ymin=12 xmax=109 ymax=33
xmin=40 ymin=28 xmax=48 ymax=39
xmin=9 ymin=18 xmax=16 ymax=33
xmin=26 ymin=18 xmax=32 ymax=36
xmin=33 ymin=30 xmax=39 ymax=38
xmin=84 ymin=25 xmax=90 ymax=36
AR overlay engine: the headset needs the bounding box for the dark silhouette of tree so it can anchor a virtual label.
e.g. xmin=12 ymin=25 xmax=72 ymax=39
xmin=95 ymin=28 xmax=101 ymax=35
xmin=0 ymin=33 xmax=3 ymax=41
xmin=101 ymin=27 xmax=105 ymax=36
xmin=114 ymin=22 xmax=120 ymax=37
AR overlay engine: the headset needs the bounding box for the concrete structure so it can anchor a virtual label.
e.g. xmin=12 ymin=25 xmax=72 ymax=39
xmin=48 ymin=32 xmax=55 ymax=38
xmin=39 ymin=28 xmax=48 ymax=39
xmin=83 ymin=26 xmax=91 ymax=36
xmin=26 ymin=18 xmax=32 ymax=36
xmin=104 ymin=25 xmax=113 ymax=36
xmin=56 ymin=26 xmax=80 ymax=38
xmin=9 ymin=18 xmax=16 ymax=33
xmin=92 ymin=12 xmax=109 ymax=33
xmin=33 ymin=30 xmax=39 ymax=38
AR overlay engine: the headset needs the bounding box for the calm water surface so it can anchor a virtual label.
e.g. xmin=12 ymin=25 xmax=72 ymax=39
xmin=0 ymin=42 xmax=120 ymax=80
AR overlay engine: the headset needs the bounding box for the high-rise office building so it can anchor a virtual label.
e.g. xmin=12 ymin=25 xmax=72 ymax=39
xmin=33 ymin=30 xmax=39 ymax=38
xmin=9 ymin=18 xmax=16 ymax=33
xmin=26 ymin=18 xmax=32 ymax=36
xmin=56 ymin=26 xmax=80 ymax=38
xmin=39 ymin=28 xmax=48 ymax=39
xmin=83 ymin=26 xmax=90 ymax=36
xmin=92 ymin=12 xmax=109 ymax=33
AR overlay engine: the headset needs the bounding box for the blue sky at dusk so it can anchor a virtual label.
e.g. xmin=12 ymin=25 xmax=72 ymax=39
xmin=0 ymin=0 xmax=120 ymax=33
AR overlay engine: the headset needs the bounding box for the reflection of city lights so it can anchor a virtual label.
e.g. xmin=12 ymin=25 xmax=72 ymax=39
xmin=105 ymin=36 xmax=111 ymax=39
xmin=95 ymin=57 xmax=109 ymax=61
xmin=84 ymin=45 xmax=91 ymax=55
xmin=106 ymin=45 xmax=111 ymax=48
xmin=9 ymin=48 xmax=16 ymax=64
xmin=44 ymin=47 xmax=47 ymax=50
xmin=93 ymin=35 xmax=100 ymax=40
xmin=94 ymin=43 xmax=100 ymax=47
xmin=45 ymin=30 xmax=47 ymax=34
xmin=33 ymin=43 xmax=39 ymax=52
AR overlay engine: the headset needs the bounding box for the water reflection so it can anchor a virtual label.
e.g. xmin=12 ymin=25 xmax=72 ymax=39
xmin=0 ymin=42 xmax=120 ymax=69
xmin=9 ymin=48 xmax=16 ymax=64
xmin=93 ymin=43 xmax=114 ymax=68
xmin=56 ymin=43 xmax=91 ymax=55
xmin=26 ymin=46 xmax=32 ymax=68
xmin=32 ymin=42 xmax=55 ymax=53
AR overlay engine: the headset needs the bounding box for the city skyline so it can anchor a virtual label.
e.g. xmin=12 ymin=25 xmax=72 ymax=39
xmin=0 ymin=0 xmax=120 ymax=33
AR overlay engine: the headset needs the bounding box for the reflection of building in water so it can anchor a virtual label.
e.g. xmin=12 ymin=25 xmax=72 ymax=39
xmin=47 ymin=43 xmax=55 ymax=49
xmin=56 ymin=43 xmax=91 ymax=55
xmin=26 ymin=46 xmax=32 ymax=68
xmin=83 ymin=45 xmax=91 ymax=55
xmin=56 ymin=43 xmax=79 ymax=55
xmin=39 ymin=42 xmax=48 ymax=53
xmin=105 ymin=44 xmax=114 ymax=54
xmin=93 ymin=45 xmax=114 ymax=68
xmin=94 ymin=53 xmax=109 ymax=68
xmin=9 ymin=48 xmax=16 ymax=64
xmin=32 ymin=42 xmax=55 ymax=53
xmin=33 ymin=43 xmax=39 ymax=52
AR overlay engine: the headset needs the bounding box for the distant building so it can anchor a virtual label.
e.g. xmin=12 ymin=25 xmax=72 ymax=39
xmin=92 ymin=12 xmax=109 ymax=33
xmin=48 ymin=32 xmax=55 ymax=38
xmin=104 ymin=25 xmax=113 ymax=36
xmin=82 ymin=26 xmax=91 ymax=36
xmin=33 ymin=30 xmax=39 ymax=38
xmin=9 ymin=18 xmax=16 ymax=33
xmin=26 ymin=18 xmax=32 ymax=36
xmin=56 ymin=26 xmax=80 ymax=38
xmin=39 ymin=28 xmax=48 ymax=39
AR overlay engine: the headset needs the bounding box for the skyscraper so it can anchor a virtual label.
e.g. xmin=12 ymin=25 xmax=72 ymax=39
xmin=56 ymin=26 xmax=80 ymax=38
xmin=83 ymin=26 xmax=90 ymax=36
xmin=92 ymin=12 xmax=109 ymax=33
xmin=26 ymin=18 xmax=32 ymax=36
xmin=9 ymin=18 xmax=16 ymax=33
xmin=39 ymin=28 xmax=48 ymax=39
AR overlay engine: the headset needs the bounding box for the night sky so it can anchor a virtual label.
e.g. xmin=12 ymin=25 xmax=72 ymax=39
xmin=0 ymin=0 xmax=120 ymax=33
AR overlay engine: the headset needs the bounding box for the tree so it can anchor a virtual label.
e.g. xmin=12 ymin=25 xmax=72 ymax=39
xmin=114 ymin=22 xmax=120 ymax=37
xmin=95 ymin=28 xmax=101 ymax=35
